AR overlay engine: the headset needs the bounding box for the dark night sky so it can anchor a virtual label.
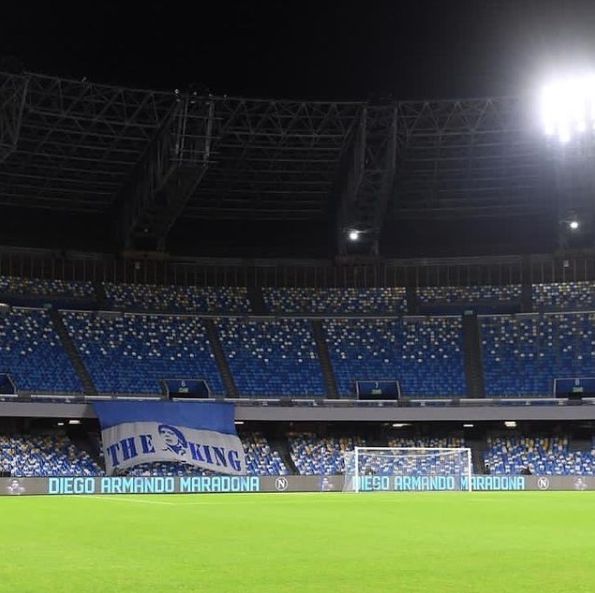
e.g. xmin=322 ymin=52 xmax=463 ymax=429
xmin=2 ymin=0 xmax=595 ymax=256
xmin=3 ymin=1 xmax=595 ymax=100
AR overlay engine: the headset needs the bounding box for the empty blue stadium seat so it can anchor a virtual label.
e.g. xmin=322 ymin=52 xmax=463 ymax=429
xmin=218 ymin=318 xmax=325 ymax=396
xmin=242 ymin=433 xmax=289 ymax=475
xmin=8 ymin=278 xmax=595 ymax=401
xmin=324 ymin=317 xmax=466 ymax=397
xmin=104 ymin=283 xmax=250 ymax=314
xmin=264 ymin=287 xmax=407 ymax=314
xmin=289 ymin=434 xmax=367 ymax=475
xmin=0 ymin=434 xmax=101 ymax=477
xmin=418 ymin=285 xmax=521 ymax=304
xmin=0 ymin=276 xmax=94 ymax=298
xmin=481 ymin=312 xmax=595 ymax=396
xmin=63 ymin=311 xmax=224 ymax=395
xmin=0 ymin=308 xmax=82 ymax=392
xmin=387 ymin=437 xmax=465 ymax=449
xmin=484 ymin=436 xmax=595 ymax=475
xmin=532 ymin=282 xmax=595 ymax=311
xmin=289 ymin=435 xmax=468 ymax=477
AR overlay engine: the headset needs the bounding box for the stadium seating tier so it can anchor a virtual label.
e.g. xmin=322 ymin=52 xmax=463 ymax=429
xmin=0 ymin=276 xmax=94 ymax=298
xmin=418 ymin=285 xmax=521 ymax=304
xmin=263 ymin=287 xmax=407 ymax=314
xmin=532 ymin=281 xmax=595 ymax=311
xmin=0 ymin=434 xmax=101 ymax=477
xmin=0 ymin=308 xmax=82 ymax=392
xmin=104 ymin=283 xmax=250 ymax=314
xmin=484 ymin=436 xmax=595 ymax=476
xmin=481 ymin=312 xmax=595 ymax=396
xmin=218 ymin=318 xmax=326 ymax=396
xmin=324 ymin=317 xmax=467 ymax=396
xmin=63 ymin=312 xmax=224 ymax=395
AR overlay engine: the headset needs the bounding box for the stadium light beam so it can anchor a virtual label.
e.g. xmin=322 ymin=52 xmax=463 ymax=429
xmin=541 ymin=74 xmax=595 ymax=143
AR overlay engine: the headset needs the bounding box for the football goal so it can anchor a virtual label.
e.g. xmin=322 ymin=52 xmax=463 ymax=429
xmin=343 ymin=447 xmax=473 ymax=492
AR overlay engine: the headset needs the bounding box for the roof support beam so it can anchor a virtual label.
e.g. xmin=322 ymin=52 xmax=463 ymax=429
xmin=114 ymin=96 xmax=215 ymax=249
xmin=392 ymin=97 xmax=549 ymax=221
xmin=0 ymin=73 xmax=28 ymax=163
xmin=336 ymin=104 xmax=397 ymax=255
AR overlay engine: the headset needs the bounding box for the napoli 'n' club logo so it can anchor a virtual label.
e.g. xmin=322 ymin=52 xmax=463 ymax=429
xmin=537 ymin=477 xmax=550 ymax=490
xmin=275 ymin=477 xmax=288 ymax=491
xmin=158 ymin=424 xmax=188 ymax=456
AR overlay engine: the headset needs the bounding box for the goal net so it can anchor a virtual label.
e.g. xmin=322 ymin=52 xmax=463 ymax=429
xmin=343 ymin=447 xmax=473 ymax=492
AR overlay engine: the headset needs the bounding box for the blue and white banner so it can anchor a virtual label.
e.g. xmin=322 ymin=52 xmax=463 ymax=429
xmin=93 ymin=401 xmax=246 ymax=476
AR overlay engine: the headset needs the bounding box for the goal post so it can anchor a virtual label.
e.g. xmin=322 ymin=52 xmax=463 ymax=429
xmin=343 ymin=447 xmax=473 ymax=493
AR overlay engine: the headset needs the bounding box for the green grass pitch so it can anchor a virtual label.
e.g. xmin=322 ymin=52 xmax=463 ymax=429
xmin=1 ymin=491 xmax=594 ymax=593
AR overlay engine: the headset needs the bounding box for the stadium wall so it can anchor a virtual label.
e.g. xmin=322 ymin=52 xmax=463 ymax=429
xmin=1 ymin=475 xmax=592 ymax=495
xmin=2 ymin=247 xmax=595 ymax=288
xmin=2 ymin=401 xmax=595 ymax=422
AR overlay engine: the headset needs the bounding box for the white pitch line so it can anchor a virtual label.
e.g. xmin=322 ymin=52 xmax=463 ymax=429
xmin=79 ymin=495 xmax=176 ymax=505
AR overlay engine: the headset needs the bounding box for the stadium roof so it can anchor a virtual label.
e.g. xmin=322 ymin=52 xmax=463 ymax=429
xmin=0 ymin=72 xmax=572 ymax=257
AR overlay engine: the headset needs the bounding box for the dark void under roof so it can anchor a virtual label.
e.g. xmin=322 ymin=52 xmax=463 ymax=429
xmin=0 ymin=72 xmax=578 ymax=257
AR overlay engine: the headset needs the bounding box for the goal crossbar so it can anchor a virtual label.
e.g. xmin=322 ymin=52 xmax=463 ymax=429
xmin=355 ymin=447 xmax=470 ymax=451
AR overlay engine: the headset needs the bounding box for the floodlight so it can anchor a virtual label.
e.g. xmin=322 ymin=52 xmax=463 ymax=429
xmin=68 ymin=419 xmax=80 ymax=425
xmin=348 ymin=229 xmax=360 ymax=241
xmin=569 ymin=220 xmax=580 ymax=230
xmin=504 ymin=421 xmax=517 ymax=428
xmin=463 ymin=423 xmax=474 ymax=428
xmin=541 ymin=74 xmax=595 ymax=143
xmin=391 ymin=423 xmax=409 ymax=428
